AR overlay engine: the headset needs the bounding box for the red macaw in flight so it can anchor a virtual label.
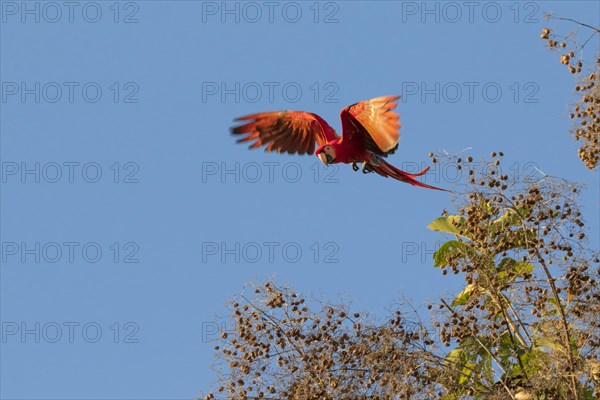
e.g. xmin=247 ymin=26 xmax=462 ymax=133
xmin=231 ymin=95 xmax=447 ymax=191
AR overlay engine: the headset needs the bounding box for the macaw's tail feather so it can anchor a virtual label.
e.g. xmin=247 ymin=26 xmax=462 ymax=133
xmin=403 ymin=165 xmax=430 ymax=178
xmin=369 ymin=160 xmax=450 ymax=192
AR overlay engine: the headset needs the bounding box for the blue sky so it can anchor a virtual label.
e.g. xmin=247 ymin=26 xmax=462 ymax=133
xmin=1 ymin=1 xmax=599 ymax=399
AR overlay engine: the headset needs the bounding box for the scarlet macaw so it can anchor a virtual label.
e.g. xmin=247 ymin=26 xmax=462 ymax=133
xmin=231 ymin=95 xmax=447 ymax=191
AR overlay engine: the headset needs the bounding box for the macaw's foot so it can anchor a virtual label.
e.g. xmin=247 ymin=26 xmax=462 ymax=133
xmin=362 ymin=162 xmax=373 ymax=174
xmin=352 ymin=162 xmax=359 ymax=172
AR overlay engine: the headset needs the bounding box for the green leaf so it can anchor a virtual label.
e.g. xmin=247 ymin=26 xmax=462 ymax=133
xmin=439 ymin=395 xmax=458 ymax=400
xmin=497 ymin=258 xmax=535 ymax=282
xmin=514 ymin=262 xmax=534 ymax=274
xmin=497 ymin=331 xmax=514 ymax=364
xmin=481 ymin=351 xmax=493 ymax=383
xmin=427 ymin=216 xmax=466 ymax=236
xmin=583 ymin=383 xmax=598 ymax=399
xmin=459 ymin=363 xmax=475 ymax=384
xmin=534 ymin=331 xmax=562 ymax=352
xmin=492 ymin=206 xmax=531 ymax=228
xmin=433 ymin=240 xmax=470 ymax=267
xmin=547 ymin=297 xmax=565 ymax=314
xmin=483 ymin=199 xmax=494 ymax=214
xmin=452 ymin=284 xmax=476 ymax=307
xmin=512 ymin=347 xmax=546 ymax=376
xmin=445 ymin=347 xmax=465 ymax=366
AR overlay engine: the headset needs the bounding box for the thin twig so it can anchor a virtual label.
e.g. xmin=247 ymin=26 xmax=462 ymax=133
xmin=552 ymin=17 xmax=600 ymax=34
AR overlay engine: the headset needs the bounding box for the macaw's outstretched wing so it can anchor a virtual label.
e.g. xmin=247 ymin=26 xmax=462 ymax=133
xmin=340 ymin=95 xmax=401 ymax=157
xmin=231 ymin=111 xmax=339 ymax=155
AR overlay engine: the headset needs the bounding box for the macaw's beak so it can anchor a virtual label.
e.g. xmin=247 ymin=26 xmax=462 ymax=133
xmin=318 ymin=152 xmax=330 ymax=165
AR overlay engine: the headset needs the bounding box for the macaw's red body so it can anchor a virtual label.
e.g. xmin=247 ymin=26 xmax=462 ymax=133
xmin=231 ymin=95 xmax=448 ymax=191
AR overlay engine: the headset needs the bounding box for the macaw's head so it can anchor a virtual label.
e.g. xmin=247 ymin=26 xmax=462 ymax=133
xmin=316 ymin=145 xmax=336 ymax=166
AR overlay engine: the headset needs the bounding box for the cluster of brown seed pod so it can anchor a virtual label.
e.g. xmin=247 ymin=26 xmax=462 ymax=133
xmin=541 ymin=27 xmax=583 ymax=74
xmin=572 ymin=71 xmax=600 ymax=169
xmin=204 ymin=281 xmax=446 ymax=399
xmin=427 ymin=151 xmax=600 ymax=398
xmin=541 ymin=26 xmax=600 ymax=169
